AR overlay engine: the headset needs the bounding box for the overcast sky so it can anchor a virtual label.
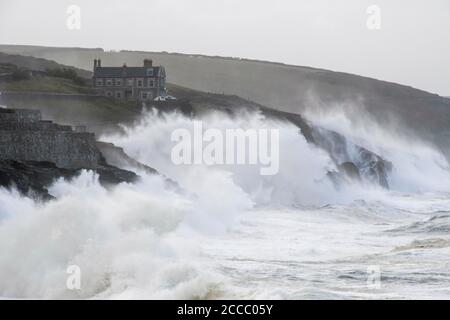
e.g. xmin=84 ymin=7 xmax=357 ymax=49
xmin=0 ymin=0 xmax=449 ymax=95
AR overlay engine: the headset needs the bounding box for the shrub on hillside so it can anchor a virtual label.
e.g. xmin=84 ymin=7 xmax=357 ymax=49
xmin=45 ymin=67 xmax=86 ymax=86
xmin=11 ymin=68 xmax=31 ymax=81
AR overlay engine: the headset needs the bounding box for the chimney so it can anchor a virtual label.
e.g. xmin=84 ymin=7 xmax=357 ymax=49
xmin=144 ymin=59 xmax=153 ymax=67
xmin=98 ymin=59 xmax=101 ymax=67
xmin=93 ymin=59 xmax=98 ymax=69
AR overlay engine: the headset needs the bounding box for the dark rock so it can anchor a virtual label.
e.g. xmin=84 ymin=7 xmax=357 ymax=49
xmin=308 ymin=124 xmax=391 ymax=188
xmin=97 ymin=141 xmax=180 ymax=191
xmin=339 ymin=162 xmax=361 ymax=180
xmin=327 ymin=162 xmax=361 ymax=188
xmin=0 ymin=159 xmax=137 ymax=200
xmin=256 ymin=107 xmax=392 ymax=188
xmin=94 ymin=164 xmax=137 ymax=186
xmin=96 ymin=141 xmax=158 ymax=175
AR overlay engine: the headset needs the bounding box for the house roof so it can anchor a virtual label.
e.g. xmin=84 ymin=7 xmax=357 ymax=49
xmin=93 ymin=66 xmax=164 ymax=78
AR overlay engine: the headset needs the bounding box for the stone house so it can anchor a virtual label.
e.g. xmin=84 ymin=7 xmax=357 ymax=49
xmin=92 ymin=59 xmax=166 ymax=102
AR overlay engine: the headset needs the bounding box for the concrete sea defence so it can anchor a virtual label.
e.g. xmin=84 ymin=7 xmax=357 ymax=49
xmin=0 ymin=108 xmax=101 ymax=168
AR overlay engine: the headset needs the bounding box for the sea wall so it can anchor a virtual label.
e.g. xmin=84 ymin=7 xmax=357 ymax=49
xmin=0 ymin=108 xmax=100 ymax=168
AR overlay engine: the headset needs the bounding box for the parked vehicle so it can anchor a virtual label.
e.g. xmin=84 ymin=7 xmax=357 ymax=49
xmin=153 ymin=95 xmax=177 ymax=101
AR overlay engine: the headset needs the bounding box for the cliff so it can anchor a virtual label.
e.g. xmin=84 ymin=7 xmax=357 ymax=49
xmin=0 ymin=160 xmax=136 ymax=200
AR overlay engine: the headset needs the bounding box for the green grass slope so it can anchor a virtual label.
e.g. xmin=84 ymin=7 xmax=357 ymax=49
xmin=0 ymin=75 xmax=94 ymax=94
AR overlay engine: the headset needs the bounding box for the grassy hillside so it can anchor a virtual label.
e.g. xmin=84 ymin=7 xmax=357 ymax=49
xmin=0 ymin=58 xmax=138 ymax=134
xmin=0 ymin=52 xmax=268 ymax=136
xmin=0 ymin=75 xmax=95 ymax=94
xmin=0 ymin=52 xmax=90 ymax=78
xmin=0 ymin=81 xmax=267 ymax=136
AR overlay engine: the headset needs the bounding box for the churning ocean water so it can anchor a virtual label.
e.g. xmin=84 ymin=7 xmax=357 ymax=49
xmin=0 ymin=110 xmax=449 ymax=299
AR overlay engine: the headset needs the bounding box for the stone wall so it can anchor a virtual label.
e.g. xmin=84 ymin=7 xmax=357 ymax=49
xmin=0 ymin=108 xmax=41 ymax=122
xmin=0 ymin=108 xmax=101 ymax=168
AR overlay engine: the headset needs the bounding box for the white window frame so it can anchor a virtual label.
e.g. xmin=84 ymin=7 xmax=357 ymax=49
xmin=96 ymin=79 xmax=103 ymax=86
xmin=115 ymin=78 xmax=122 ymax=86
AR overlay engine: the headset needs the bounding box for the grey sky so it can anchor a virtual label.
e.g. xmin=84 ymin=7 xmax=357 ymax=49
xmin=0 ymin=0 xmax=449 ymax=95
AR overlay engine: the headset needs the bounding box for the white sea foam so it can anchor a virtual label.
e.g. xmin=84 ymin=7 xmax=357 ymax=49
xmin=303 ymin=108 xmax=450 ymax=193
xmin=1 ymin=109 xmax=450 ymax=299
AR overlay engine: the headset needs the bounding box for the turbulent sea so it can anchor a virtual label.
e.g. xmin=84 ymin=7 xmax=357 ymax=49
xmin=0 ymin=110 xmax=449 ymax=299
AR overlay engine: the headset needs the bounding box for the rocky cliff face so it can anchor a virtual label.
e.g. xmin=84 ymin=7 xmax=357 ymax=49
xmin=96 ymin=141 xmax=179 ymax=191
xmin=255 ymin=107 xmax=391 ymax=188
xmin=0 ymin=160 xmax=137 ymax=200
xmin=309 ymin=126 xmax=391 ymax=188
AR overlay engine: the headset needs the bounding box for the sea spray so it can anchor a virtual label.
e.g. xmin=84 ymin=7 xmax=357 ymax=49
xmin=0 ymin=171 xmax=224 ymax=299
xmin=2 ymin=108 xmax=450 ymax=299
xmin=303 ymin=108 xmax=450 ymax=193
xmin=103 ymin=109 xmax=352 ymax=207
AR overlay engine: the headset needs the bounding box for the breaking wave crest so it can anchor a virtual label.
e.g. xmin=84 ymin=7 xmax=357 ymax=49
xmin=1 ymin=109 xmax=450 ymax=299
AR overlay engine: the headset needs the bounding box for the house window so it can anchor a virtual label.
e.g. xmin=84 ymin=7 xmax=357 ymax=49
xmin=106 ymin=79 xmax=113 ymax=86
xmin=127 ymin=79 xmax=134 ymax=86
xmin=96 ymin=79 xmax=103 ymax=86
xmin=106 ymin=91 xmax=113 ymax=97
xmin=115 ymin=79 xmax=122 ymax=86
xmin=146 ymin=68 xmax=153 ymax=76
xmin=137 ymin=79 xmax=143 ymax=87
xmin=149 ymin=79 xmax=155 ymax=87
xmin=141 ymin=91 xmax=153 ymax=100
xmin=116 ymin=91 xmax=122 ymax=99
